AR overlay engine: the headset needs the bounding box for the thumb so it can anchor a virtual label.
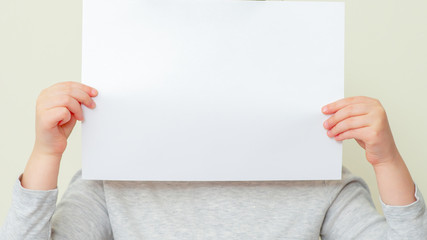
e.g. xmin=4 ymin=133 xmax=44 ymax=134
xmin=62 ymin=115 xmax=77 ymax=138
xmin=356 ymin=139 xmax=366 ymax=149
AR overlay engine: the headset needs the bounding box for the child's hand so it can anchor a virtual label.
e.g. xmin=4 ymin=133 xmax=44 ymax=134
xmin=322 ymin=96 xmax=399 ymax=167
xmin=21 ymin=82 xmax=97 ymax=190
xmin=34 ymin=82 xmax=98 ymax=157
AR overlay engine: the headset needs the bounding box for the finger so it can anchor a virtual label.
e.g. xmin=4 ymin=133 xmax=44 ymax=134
xmin=322 ymin=96 xmax=373 ymax=115
xmin=327 ymin=115 xmax=371 ymax=138
xmin=51 ymin=88 xmax=96 ymax=109
xmin=53 ymin=81 xmax=98 ymax=98
xmin=67 ymin=88 xmax=96 ymax=109
xmin=334 ymin=127 xmax=371 ymax=142
xmin=60 ymin=95 xmax=85 ymax=121
xmin=323 ymin=103 xmax=369 ymax=130
xmin=42 ymin=95 xmax=84 ymax=121
xmin=45 ymin=107 xmax=71 ymax=127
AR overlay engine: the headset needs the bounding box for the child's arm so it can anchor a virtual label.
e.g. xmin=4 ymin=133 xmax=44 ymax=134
xmin=22 ymin=81 xmax=98 ymax=190
xmin=322 ymin=96 xmax=416 ymax=206
xmin=0 ymin=82 xmax=114 ymax=240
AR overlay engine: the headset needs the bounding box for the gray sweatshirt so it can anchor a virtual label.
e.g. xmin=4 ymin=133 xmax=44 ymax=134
xmin=1 ymin=167 xmax=426 ymax=240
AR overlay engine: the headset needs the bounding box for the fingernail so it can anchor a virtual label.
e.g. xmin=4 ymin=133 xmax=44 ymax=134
xmin=322 ymin=106 xmax=328 ymax=113
xmin=323 ymin=121 xmax=328 ymax=128
xmin=91 ymin=101 xmax=96 ymax=108
xmin=91 ymin=89 xmax=98 ymax=95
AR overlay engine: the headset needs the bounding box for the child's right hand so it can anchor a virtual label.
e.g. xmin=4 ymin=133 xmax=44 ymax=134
xmin=21 ymin=82 xmax=97 ymax=190
xmin=34 ymin=82 xmax=98 ymax=157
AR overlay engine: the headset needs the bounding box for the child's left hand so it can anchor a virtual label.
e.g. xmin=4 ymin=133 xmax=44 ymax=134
xmin=322 ymin=96 xmax=399 ymax=167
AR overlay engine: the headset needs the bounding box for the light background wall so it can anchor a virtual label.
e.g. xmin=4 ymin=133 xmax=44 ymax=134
xmin=0 ymin=0 xmax=426 ymax=226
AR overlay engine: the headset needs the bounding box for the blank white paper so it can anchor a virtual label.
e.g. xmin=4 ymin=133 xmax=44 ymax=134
xmin=81 ymin=0 xmax=344 ymax=181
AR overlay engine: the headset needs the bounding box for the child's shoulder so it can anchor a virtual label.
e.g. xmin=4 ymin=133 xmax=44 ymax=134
xmin=323 ymin=166 xmax=372 ymax=204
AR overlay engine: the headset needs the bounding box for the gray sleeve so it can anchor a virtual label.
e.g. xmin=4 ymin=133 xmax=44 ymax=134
xmin=321 ymin=171 xmax=427 ymax=240
xmin=380 ymin=185 xmax=427 ymax=239
xmin=0 ymin=171 xmax=113 ymax=240
xmin=0 ymin=176 xmax=58 ymax=240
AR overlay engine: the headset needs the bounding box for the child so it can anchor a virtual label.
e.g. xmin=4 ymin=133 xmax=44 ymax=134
xmin=1 ymin=81 xmax=426 ymax=239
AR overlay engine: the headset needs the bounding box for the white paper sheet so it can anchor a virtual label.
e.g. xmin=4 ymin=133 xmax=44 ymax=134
xmin=81 ymin=0 xmax=344 ymax=181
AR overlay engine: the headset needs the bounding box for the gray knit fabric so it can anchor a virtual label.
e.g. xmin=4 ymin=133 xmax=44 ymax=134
xmin=1 ymin=167 xmax=426 ymax=240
